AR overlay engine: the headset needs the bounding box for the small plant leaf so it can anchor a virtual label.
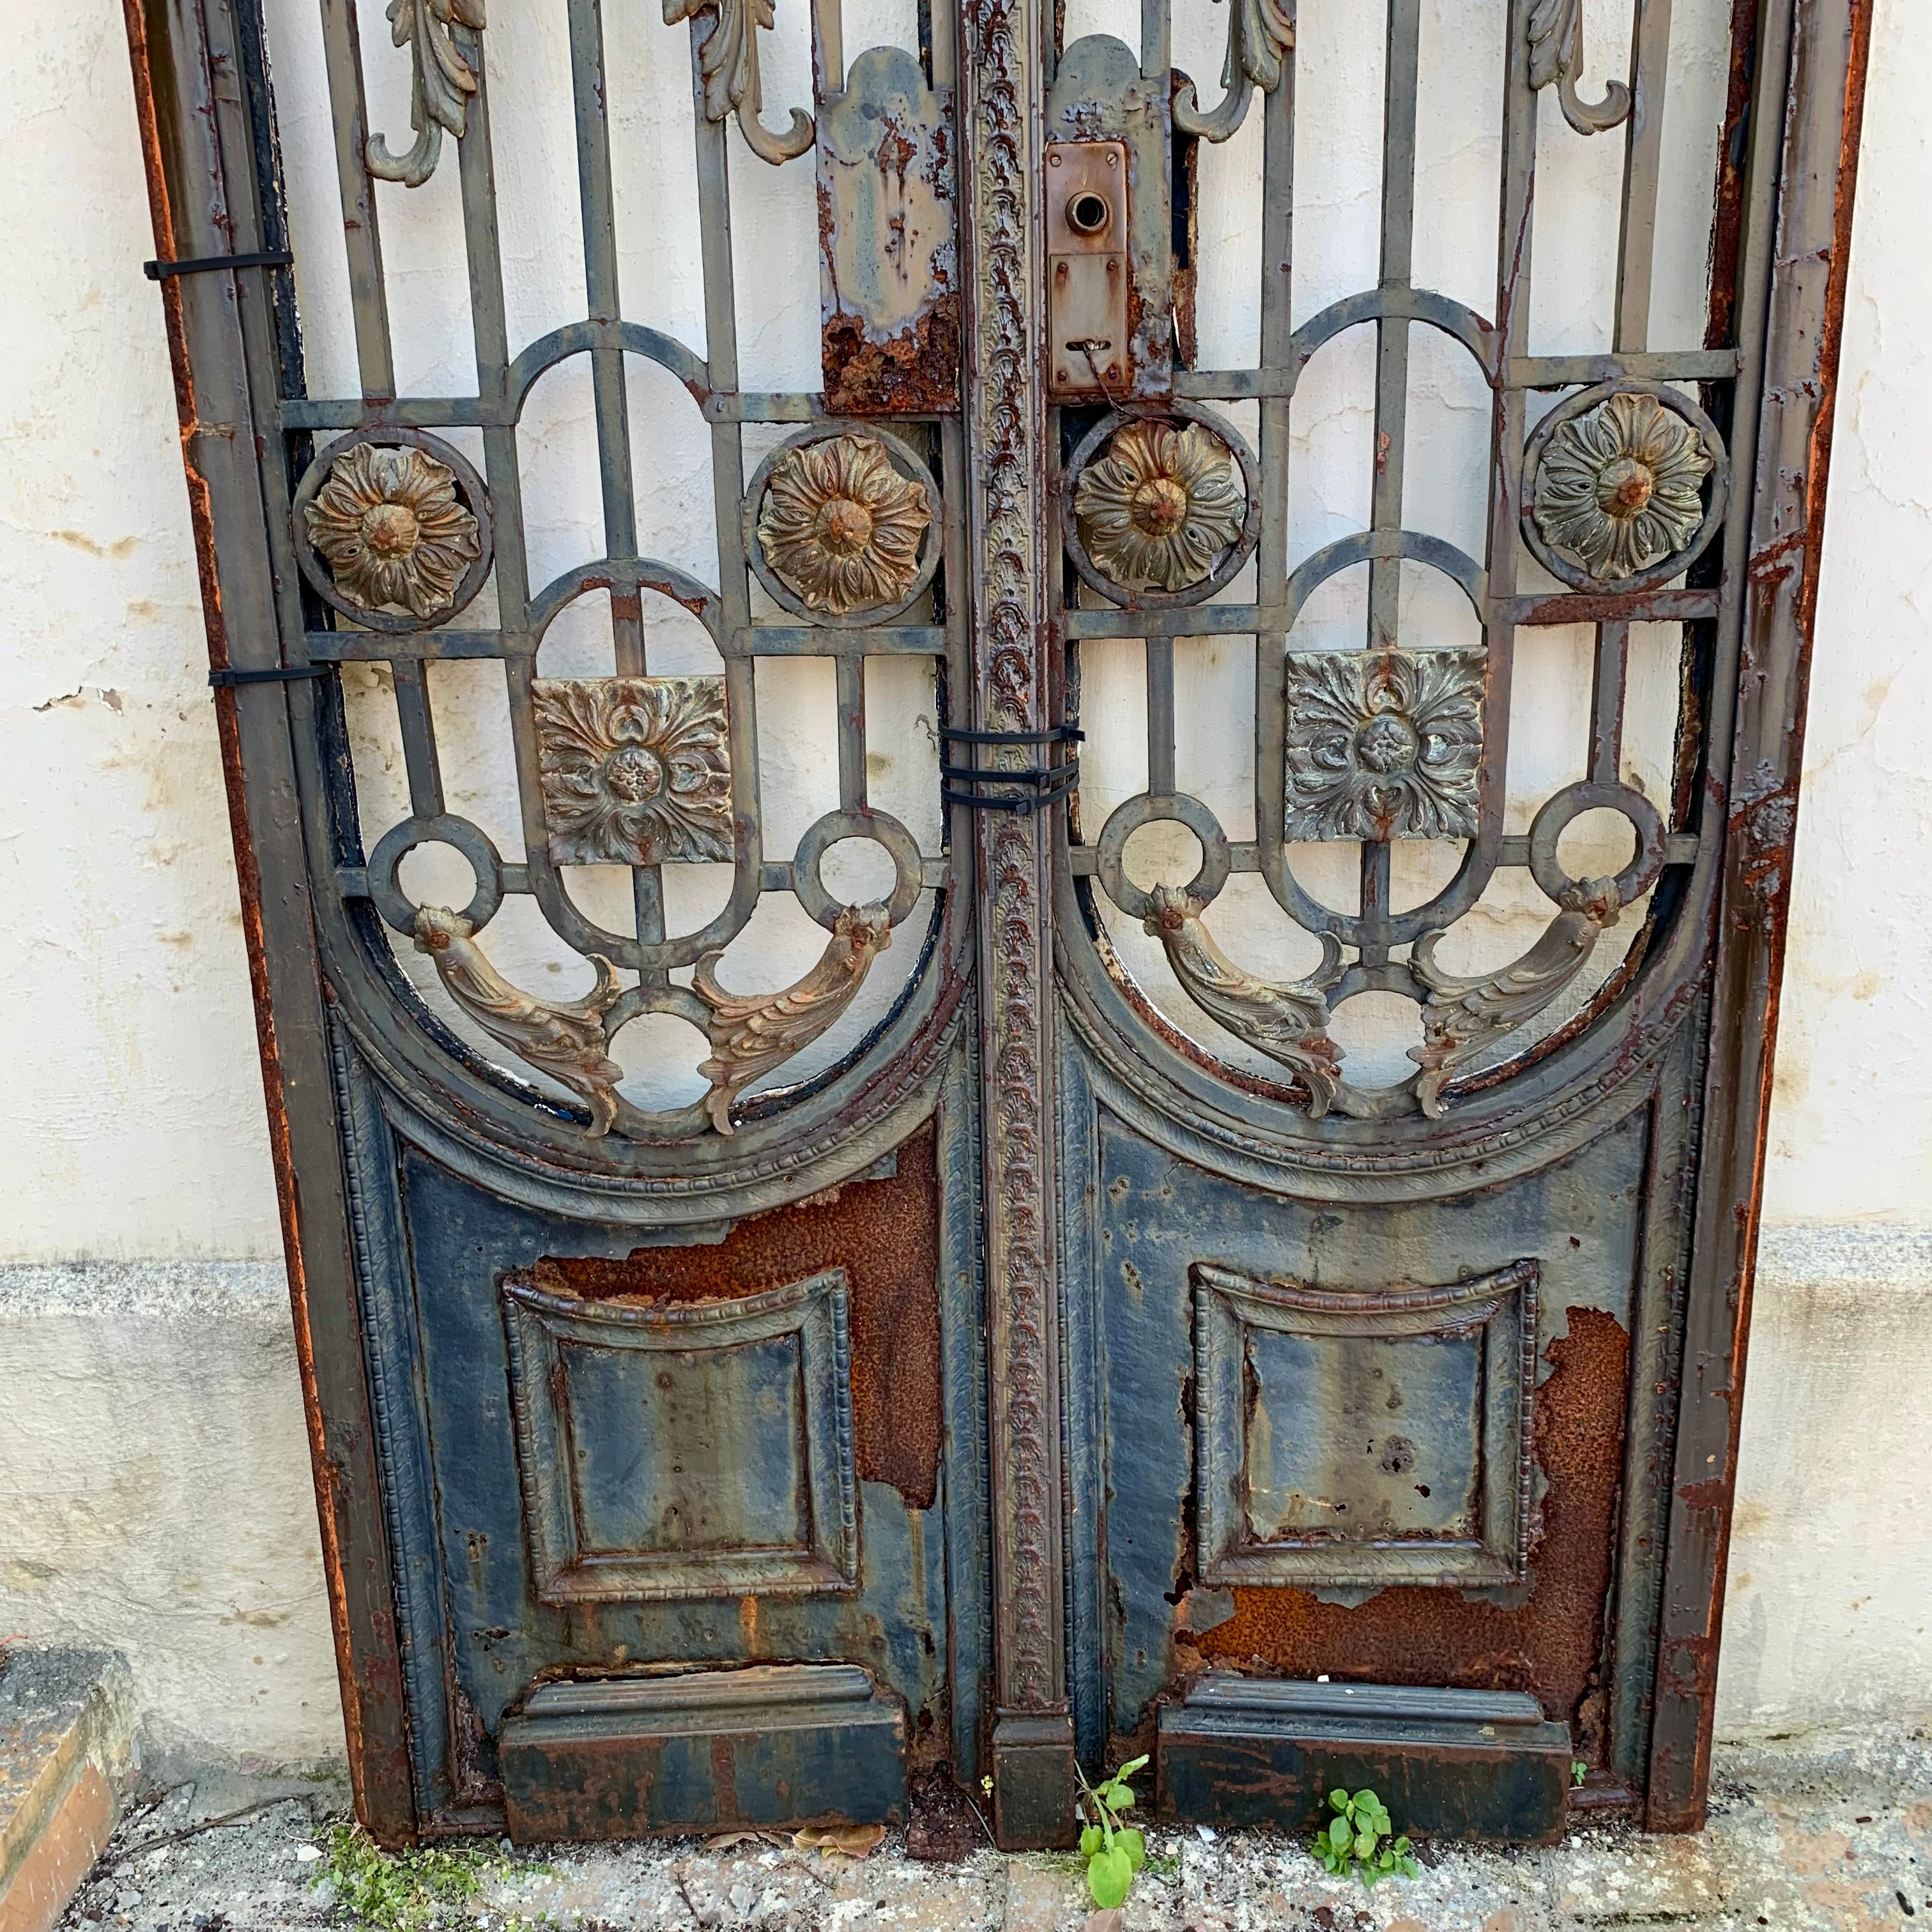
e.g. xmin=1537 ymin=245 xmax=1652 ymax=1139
xmin=1328 ymin=1789 xmax=1351 ymax=1812
xmin=1079 ymin=1825 xmax=1101 ymax=1857
xmin=1117 ymin=1755 xmax=1149 ymax=1777
xmin=1328 ymin=1818 xmax=1354 ymax=1851
xmin=1088 ymin=1844 xmax=1133 ymax=1910
xmin=1119 ymin=1827 xmax=1146 ymax=1873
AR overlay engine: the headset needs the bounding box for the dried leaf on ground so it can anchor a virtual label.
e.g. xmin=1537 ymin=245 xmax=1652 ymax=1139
xmin=793 ymin=1823 xmax=887 ymax=1859
xmin=1084 ymin=1911 xmax=1124 ymax=1932
xmin=704 ymin=1828 xmax=788 ymax=1851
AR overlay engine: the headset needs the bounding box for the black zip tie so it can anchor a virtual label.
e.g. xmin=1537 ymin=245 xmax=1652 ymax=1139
xmin=145 ymin=250 xmax=293 ymax=280
xmin=208 ymin=664 xmax=330 ymax=689
xmin=938 ymin=724 xmax=1084 ymax=747
xmin=940 ymin=765 xmax=1080 ymax=816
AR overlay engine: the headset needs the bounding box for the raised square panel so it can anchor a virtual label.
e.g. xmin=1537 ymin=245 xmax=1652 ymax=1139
xmin=1192 ymin=1259 xmax=1537 ymax=1588
xmin=502 ymin=1269 xmax=857 ymax=1602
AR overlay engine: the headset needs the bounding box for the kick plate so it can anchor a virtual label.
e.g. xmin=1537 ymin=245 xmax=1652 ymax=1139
xmin=500 ymin=1664 xmax=907 ymax=1842
xmin=1158 ymin=1675 xmax=1574 ymax=1844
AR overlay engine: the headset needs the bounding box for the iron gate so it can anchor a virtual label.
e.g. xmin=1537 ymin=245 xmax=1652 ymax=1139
xmin=125 ymin=0 xmax=1867 ymax=1851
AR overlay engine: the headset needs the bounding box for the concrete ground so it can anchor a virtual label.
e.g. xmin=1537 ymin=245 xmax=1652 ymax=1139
xmin=56 ymin=1726 xmax=1932 ymax=1932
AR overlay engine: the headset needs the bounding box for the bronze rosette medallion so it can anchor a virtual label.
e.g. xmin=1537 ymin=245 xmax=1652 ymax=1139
xmin=292 ymin=427 xmax=494 ymax=632
xmin=1062 ymin=403 xmax=1261 ymax=607
xmin=1522 ymin=380 xmax=1728 ymax=594
xmin=746 ymin=425 xmax=942 ymax=625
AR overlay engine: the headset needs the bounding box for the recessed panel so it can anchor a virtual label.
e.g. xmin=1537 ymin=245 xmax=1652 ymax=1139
xmin=1193 ymin=1259 xmax=1538 ymax=1588
xmin=1244 ymin=1325 xmax=1483 ymax=1544
xmin=562 ymin=1331 xmax=809 ymax=1556
xmin=503 ymin=1269 xmax=859 ymax=1602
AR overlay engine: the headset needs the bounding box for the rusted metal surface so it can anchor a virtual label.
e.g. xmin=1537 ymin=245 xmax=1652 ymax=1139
xmin=1647 ymin=0 xmax=1875 ymax=1834
xmin=818 ymin=46 xmax=959 ymax=413
xmin=531 ymin=1124 xmax=944 ymax=1510
xmin=126 ymin=0 xmax=1864 ymax=1855
xmin=1158 ymin=1678 xmax=1575 ymax=1844
xmin=499 ymin=1666 xmax=907 ymax=1841
xmin=1191 ymin=1310 xmax=1632 ymax=1761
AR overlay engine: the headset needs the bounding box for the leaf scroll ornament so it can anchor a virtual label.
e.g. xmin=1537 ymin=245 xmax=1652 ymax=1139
xmin=367 ymin=0 xmax=487 ymax=188
xmin=1527 ymin=0 xmax=1632 ymax=137
xmin=665 ymin=0 xmax=814 ymax=166
xmin=693 ymin=904 xmax=893 ymax=1134
xmin=1407 ymin=877 xmax=1625 ymax=1117
xmin=1144 ymin=884 xmax=1346 ymax=1117
xmin=412 ymin=906 xmax=625 ymax=1136
xmin=1174 ymin=0 xmax=1296 ymax=142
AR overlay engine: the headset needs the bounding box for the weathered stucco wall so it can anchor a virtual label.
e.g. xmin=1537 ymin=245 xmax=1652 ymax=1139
xmin=1 ymin=0 xmax=1926 ymax=1772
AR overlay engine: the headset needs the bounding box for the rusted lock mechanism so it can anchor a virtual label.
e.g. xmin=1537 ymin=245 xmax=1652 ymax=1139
xmin=1048 ymin=141 xmax=1131 ymax=399
xmin=1044 ymin=36 xmax=1178 ymax=402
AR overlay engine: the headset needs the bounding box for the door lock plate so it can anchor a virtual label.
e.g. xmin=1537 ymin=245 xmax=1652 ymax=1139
xmin=1047 ymin=140 xmax=1130 ymax=398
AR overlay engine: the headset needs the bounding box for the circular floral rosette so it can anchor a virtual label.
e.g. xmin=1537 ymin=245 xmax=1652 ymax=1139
xmin=1524 ymin=383 xmax=1726 ymax=592
xmin=293 ymin=429 xmax=493 ymax=632
xmin=749 ymin=429 xmax=939 ymax=624
xmin=1062 ymin=406 xmax=1261 ymax=606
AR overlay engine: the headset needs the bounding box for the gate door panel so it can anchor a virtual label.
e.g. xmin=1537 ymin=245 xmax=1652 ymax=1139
xmin=125 ymin=0 xmax=1867 ymax=1850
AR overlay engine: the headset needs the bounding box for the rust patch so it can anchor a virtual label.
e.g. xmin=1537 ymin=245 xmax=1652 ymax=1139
xmin=822 ymin=293 xmax=962 ymax=418
xmin=1194 ymin=1308 xmax=1631 ymax=1751
xmin=533 ymin=1124 xmax=944 ymax=1509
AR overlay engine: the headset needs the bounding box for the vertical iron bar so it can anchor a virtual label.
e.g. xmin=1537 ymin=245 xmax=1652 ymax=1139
xmin=1589 ymin=618 xmax=1630 ymax=785
xmin=1359 ymin=0 xmax=1421 ymax=963
xmin=1146 ymin=636 xmax=1176 ymax=794
xmin=1253 ymin=43 xmax=1296 ymax=915
xmin=316 ymin=0 xmax=395 ymax=397
xmin=1615 ymin=0 xmax=1674 ymax=353
xmin=392 ymin=661 xmax=446 ymax=817
xmin=836 ymin=654 xmax=868 ymax=809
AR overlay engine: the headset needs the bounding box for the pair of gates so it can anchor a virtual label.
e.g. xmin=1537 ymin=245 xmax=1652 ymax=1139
xmin=127 ymin=0 xmax=1866 ymax=1850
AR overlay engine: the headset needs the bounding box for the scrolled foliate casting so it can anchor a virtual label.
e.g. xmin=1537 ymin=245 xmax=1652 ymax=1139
xmin=1407 ymin=877 xmax=1625 ymax=1118
xmin=1527 ymin=0 xmax=1632 ymax=137
xmin=533 ymin=678 xmax=733 ymax=868
xmin=367 ymin=0 xmax=486 ymax=187
xmin=303 ymin=442 xmax=482 ymax=622
xmin=693 ymin=904 xmax=893 ymax=1135
xmin=1174 ymin=0 xmax=1294 ymax=141
xmin=756 ymin=435 xmax=933 ymax=617
xmin=1144 ymin=885 xmax=1345 ymax=1116
xmin=412 ymin=906 xmax=624 ymax=1137
xmin=664 ymin=0 xmax=813 ymax=165
xmin=1072 ymin=420 xmax=1245 ymax=594
xmin=1532 ymin=390 xmax=1713 ymax=583
xmin=1284 ymin=647 xmax=1483 ymax=843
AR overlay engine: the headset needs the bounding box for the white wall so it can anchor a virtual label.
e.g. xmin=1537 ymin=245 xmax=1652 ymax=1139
xmin=0 ymin=0 xmax=1926 ymax=1768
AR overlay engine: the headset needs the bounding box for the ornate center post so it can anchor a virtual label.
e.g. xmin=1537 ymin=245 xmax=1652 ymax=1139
xmin=958 ymin=0 xmax=1077 ymax=1851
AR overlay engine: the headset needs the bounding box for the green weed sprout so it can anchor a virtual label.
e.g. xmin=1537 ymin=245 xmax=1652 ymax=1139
xmin=1076 ymin=1755 xmax=1149 ymax=1911
xmin=1310 ymin=1788 xmax=1419 ymax=1889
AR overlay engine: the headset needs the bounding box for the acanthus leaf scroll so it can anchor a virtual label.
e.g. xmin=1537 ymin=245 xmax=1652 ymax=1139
xmin=413 ymin=906 xmax=625 ymax=1137
xmin=1527 ymin=0 xmax=1632 ymax=137
xmin=1407 ymin=877 xmax=1627 ymax=1119
xmin=367 ymin=0 xmax=486 ymax=188
xmin=693 ymin=905 xmax=893 ymax=1135
xmin=1174 ymin=0 xmax=1295 ymax=142
xmin=1144 ymin=885 xmax=1346 ymax=1117
xmin=664 ymin=0 xmax=814 ymax=166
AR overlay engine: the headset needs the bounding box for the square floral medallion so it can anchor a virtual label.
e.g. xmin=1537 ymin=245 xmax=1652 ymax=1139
xmin=1284 ymin=646 xmax=1484 ymax=842
xmin=533 ymin=677 xmax=733 ymax=866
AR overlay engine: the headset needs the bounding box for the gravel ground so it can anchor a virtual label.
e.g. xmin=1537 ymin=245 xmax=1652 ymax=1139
xmin=56 ymin=1725 xmax=1932 ymax=1932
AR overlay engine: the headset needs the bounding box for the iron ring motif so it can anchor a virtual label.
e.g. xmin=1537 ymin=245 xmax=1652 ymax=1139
xmin=1093 ymin=792 xmax=1234 ymax=923
xmin=1061 ymin=403 xmax=1262 ymax=608
xmin=1521 ymin=380 xmax=1729 ymax=595
xmin=1526 ymin=778 xmax=1668 ymax=907
xmin=291 ymin=428 xmax=495 ymax=634
xmin=792 ymin=808 xmax=926 ymax=930
xmin=744 ymin=424 xmax=944 ymax=629
xmin=366 ymin=813 xmax=505 ymax=935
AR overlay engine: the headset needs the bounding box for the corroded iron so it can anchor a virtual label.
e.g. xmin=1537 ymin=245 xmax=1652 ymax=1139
xmin=125 ymin=0 xmax=1873 ymax=1857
